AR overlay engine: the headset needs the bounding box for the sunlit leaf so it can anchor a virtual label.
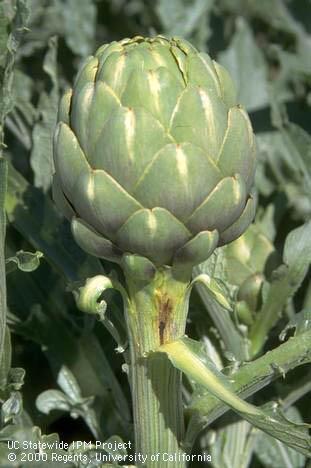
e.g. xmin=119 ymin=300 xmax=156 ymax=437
xmin=219 ymin=18 xmax=269 ymax=111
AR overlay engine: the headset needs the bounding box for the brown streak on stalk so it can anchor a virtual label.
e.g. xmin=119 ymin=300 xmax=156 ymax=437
xmin=157 ymin=294 xmax=173 ymax=345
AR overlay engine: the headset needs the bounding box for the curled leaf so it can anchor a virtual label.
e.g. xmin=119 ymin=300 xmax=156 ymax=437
xmin=191 ymin=273 xmax=233 ymax=311
xmin=6 ymin=250 xmax=43 ymax=273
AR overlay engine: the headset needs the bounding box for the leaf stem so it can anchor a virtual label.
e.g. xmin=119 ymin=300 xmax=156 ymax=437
xmin=185 ymin=329 xmax=311 ymax=448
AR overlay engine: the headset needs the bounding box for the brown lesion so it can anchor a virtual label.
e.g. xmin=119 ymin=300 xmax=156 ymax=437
xmin=156 ymin=293 xmax=173 ymax=345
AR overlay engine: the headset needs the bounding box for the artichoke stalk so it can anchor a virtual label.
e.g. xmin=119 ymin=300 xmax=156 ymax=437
xmin=53 ymin=36 xmax=256 ymax=467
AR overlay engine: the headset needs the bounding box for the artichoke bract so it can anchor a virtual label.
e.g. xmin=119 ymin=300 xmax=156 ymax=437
xmin=53 ymin=36 xmax=256 ymax=268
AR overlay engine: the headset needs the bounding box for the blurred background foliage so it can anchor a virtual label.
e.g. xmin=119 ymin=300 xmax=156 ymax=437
xmin=0 ymin=0 xmax=310 ymax=467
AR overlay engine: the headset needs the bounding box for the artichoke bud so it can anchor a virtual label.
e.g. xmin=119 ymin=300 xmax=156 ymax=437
xmin=235 ymin=300 xmax=255 ymax=327
xmin=222 ymin=224 xmax=279 ymax=324
xmin=53 ymin=36 xmax=256 ymax=268
xmin=237 ymin=273 xmax=264 ymax=312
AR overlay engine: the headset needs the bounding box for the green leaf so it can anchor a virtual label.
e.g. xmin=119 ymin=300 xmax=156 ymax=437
xmin=256 ymin=126 xmax=311 ymax=219
xmin=5 ymin=250 xmax=43 ymax=273
xmin=58 ymin=0 xmax=97 ymax=57
xmin=11 ymin=70 xmax=36 ymax=126
xmin=208 ymin=420 xmax=256 ymax=468
xmin=218 ymin=0 xmax=300 ymax=37
xmin=0 ymin=159 xmax=7 ymax=378
xmin=37 ymin=366 xmax=101 ymax=439
xmin=1 ymin=391 xmax=23 ymax=423
xmin=272 ymin=31 xmax=311 ymax=91
xmin=285 ymin=124 xmax=311 ymax=177
xmin=254 ymin=407 xmax=306 ymax=468
xmin=159 ymin=337 xmax=311 ymax=456
xmin=36 ymin=389 xmax=71 ymax=414
xmin=219 ymin=18 xmax=269 ymax=112
xmin=191 ymin=273 xmax=233 ymax=311
xmin=56 ymin=366 xmax=82 ymax=402
xmin=0 ymin=0 xmax=29 ymax=142
xmin=0 ymin=328 xmax=11 ymax=389
xmin=250 ymin=221 xmax=311 ymax=355
xmin=284 ymin=221 xmax=311 ymax=272
xmin=3 ymin=367 xmax=24 ymax=393
xmin=280 ymin=309 xmax=311 ymax=340
xmin=30 ymin=36 xmax=59 ymax=192
xmin=6 ymin=70 xmax=36 ymax=150
xmin=156 ymin=0 xmax=214 ymax=40
xmin=193 ymin=258 xmax=248 ymax=361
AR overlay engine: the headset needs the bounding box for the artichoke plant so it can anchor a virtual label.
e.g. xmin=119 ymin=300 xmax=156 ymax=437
xmin=53 ymin=35 xmax=256 ymax=269
xmin=53 ymin=36 xmax=256 ymax=468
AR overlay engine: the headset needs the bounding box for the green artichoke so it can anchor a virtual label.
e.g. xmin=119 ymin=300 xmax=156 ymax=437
xmin=53 ymin=35 xmax=256 ymax=268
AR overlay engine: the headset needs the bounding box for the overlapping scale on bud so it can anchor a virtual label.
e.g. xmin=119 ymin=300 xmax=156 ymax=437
xmin=222 ymin=224 xmax=279 ymax=325
xmin=53 ymin=35 xmax=256 ymax=268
